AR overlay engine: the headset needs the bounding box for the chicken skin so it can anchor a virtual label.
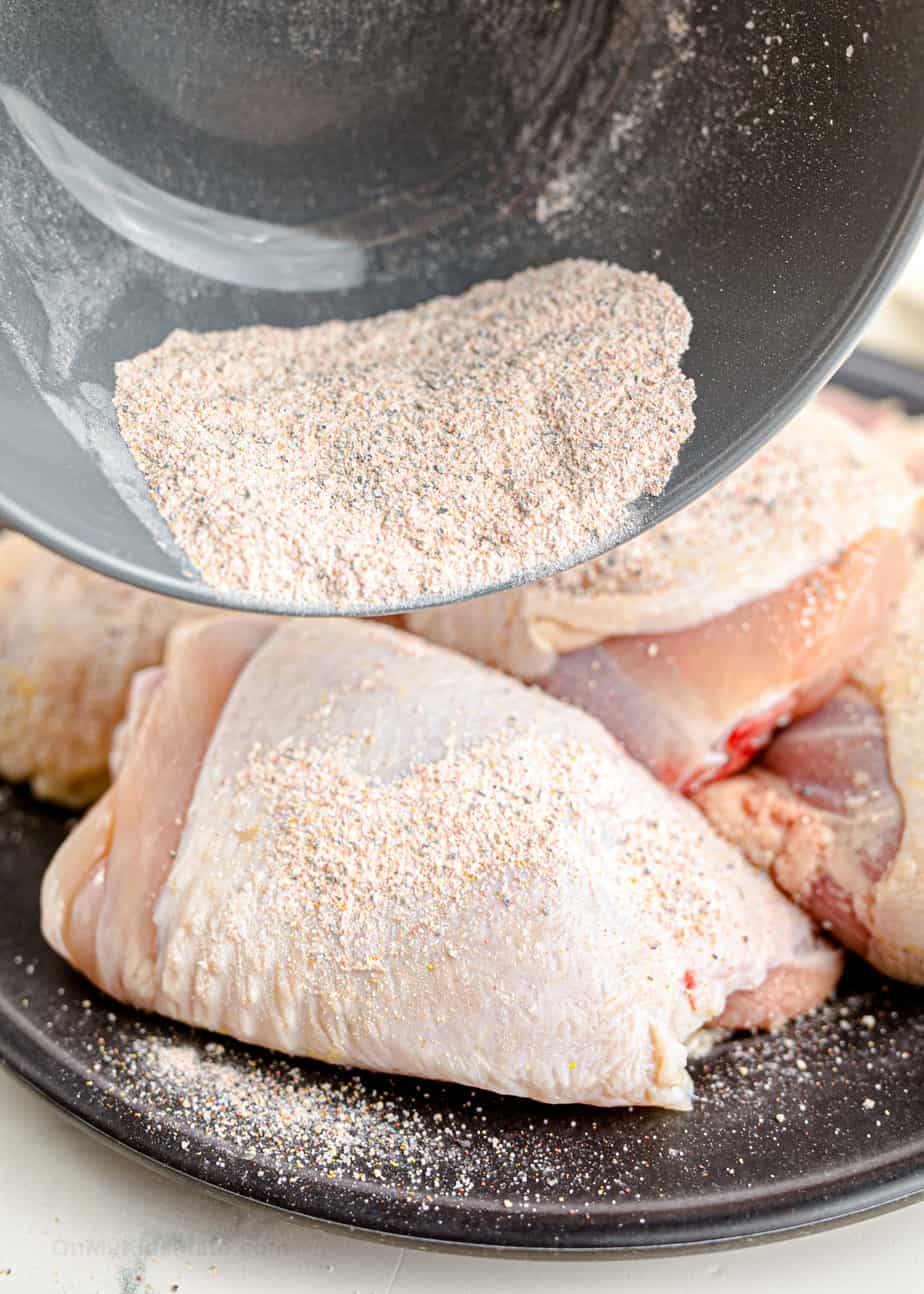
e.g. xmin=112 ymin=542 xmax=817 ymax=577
xmin=41 ymin=618 xmax=840 ymax=1109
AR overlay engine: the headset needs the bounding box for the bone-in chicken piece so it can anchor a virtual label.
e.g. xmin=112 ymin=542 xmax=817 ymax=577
xmin=0 ymin=535 xmax=206 ymax=806
xmin=41 ymin=618 xmax=841 ymax=1109
xmin=697 ymin=557 xmax=924 ymax=984
xmin=405 ymin=403 xmax=919 ymax=793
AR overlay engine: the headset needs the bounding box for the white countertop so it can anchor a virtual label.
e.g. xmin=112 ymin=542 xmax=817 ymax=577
xmin=3 ymin=256 xmax=924 ymax=1294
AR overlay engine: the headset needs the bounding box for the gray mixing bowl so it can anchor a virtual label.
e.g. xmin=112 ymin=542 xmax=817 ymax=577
xmin=1 ymin=0 xmax=923 ymax=614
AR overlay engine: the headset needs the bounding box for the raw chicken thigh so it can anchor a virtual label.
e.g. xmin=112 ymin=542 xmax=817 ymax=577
xmin=405 ymin=403 xmax=918 ymax=793
xmin=0 ymin=534 xmax=204 ymax=806
xmin=697 ymin=557 xmax=924 ymax=985
xmin=41 ymin=618 xmax=841 ymax=1109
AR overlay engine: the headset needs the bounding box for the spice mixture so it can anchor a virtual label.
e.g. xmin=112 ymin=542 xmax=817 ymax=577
xmin=545 ymin=409 xmax=915 ymax=605
xmin=114 ymin=259 xmax=695 ymax=610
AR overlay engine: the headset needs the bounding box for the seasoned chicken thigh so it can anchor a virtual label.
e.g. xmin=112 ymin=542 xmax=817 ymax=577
xmin=697 ymin=558 xmax=924 ymax=984
xmin=0 ymin=535 xmax=205 ymax=805
xmin=405 ymin=403 xmax=918 ymax=792
xmin=42 ymin=619 xmax=840 ymax=1109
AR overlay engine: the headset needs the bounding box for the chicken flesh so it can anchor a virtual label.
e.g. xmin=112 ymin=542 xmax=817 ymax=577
xmin=0 ymin=535 xmax=205 ymax=805
xmin=41 ymin=618 xmax=841 ymax=1109
xmin=697 ymin=557 xmax=924 ymax=984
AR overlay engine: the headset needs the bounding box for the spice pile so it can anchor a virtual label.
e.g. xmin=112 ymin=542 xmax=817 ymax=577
xmin=114 ymin=259 xmax=695 ymax=609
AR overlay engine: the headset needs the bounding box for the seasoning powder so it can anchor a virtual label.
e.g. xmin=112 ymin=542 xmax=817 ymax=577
xmin=114 ymin=259 xmax=695 ymax=609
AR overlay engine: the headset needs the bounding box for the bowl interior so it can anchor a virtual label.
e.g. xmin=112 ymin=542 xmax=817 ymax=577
xmin=1 ymin=0 xmax=923 ymax=613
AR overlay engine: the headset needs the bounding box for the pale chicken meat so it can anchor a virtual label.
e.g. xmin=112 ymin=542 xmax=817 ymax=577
xmin=0 ymin=534 xmax=206 ymax=806
xmin=818 ymin=385 xmax=924 ymax=544
xmin=41 ymin=618 xmax=841 ymax=1109
xmin=818 ymin=386 xmax=924 ymax=486
xmin=405 ymin=403 xmax=919 ymax=793
xmin=697 ymin=557 xmax=924 ymax=984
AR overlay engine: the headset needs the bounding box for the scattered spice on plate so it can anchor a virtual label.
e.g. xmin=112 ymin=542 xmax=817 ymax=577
xmin=57 ymin=986 xmax=914 ymax=1222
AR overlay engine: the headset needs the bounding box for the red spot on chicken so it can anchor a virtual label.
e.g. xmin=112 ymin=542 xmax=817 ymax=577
xmin=724 ymin=700 xmax=793 ymax=771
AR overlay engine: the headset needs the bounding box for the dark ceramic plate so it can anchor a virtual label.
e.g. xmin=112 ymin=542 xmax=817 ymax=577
xmin=1 ymin=350 xmax=923 ymax=1258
